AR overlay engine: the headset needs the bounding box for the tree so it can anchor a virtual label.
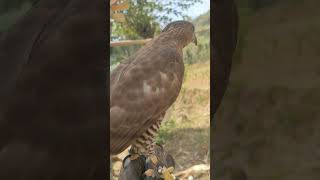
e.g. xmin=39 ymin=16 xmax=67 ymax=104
xmin=112 ymin=0 xmax=203 ymax=39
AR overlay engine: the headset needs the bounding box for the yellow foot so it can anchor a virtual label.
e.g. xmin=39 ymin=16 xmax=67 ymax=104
xmin=162 ymin=166 xmax=175 ymax=180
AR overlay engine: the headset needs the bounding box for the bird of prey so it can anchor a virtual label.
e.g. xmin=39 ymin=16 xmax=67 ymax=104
xmin=110 ymin=20 xmax=197 ymax=178
xmin=0 ymin=0 xmax=106 ymax=180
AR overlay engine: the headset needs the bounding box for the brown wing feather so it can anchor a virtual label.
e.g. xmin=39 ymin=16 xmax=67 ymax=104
xmin=110 ymin=43 xmax=184 ymax=154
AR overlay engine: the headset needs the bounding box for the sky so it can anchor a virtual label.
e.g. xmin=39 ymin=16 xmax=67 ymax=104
xmin=187 ymin=0 xmax=210 ymax=19
xmin=169 ymin=0 xmax=210 ymax=21
xmin=156 ymin=0 xmax=209 ymax=28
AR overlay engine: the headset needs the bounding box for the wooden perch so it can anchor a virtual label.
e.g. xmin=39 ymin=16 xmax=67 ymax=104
xmin=110 ymin=38 xmax=152 ymax=47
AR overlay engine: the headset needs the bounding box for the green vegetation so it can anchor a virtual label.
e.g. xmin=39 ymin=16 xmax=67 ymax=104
xmin=155 ymin=119 xmax=177 ymax=145
xmin=111 ymin=10 xmax=210 ymax=67
xmin=110 ymin=0 xmax=207 ymax=67
xmin=111 ymin=0 xmax=202 ymax=40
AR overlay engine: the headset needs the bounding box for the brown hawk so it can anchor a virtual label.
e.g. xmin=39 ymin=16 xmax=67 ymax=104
xmin=110 ymin=21 xmax=197 ymax=178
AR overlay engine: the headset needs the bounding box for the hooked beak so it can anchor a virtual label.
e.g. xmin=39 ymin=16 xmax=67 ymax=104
xmin=193 ymin=33 xmax=197 ymax=46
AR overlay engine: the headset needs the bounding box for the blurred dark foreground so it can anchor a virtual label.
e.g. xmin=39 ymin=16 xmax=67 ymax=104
xmin=213 ymin=0 xmax=320 ymax=179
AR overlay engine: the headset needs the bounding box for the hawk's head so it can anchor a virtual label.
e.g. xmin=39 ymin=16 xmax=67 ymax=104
xmin=161 ymin=20 xmax=197 ymax=47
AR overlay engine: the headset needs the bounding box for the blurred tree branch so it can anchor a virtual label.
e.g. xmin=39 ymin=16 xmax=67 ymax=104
xmin=112 ymin=0 xmax=203 ymax=39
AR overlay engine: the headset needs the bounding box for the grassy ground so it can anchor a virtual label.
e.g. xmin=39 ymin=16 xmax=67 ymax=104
xmin=156 ymin=60 xmax=210 ymax=172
